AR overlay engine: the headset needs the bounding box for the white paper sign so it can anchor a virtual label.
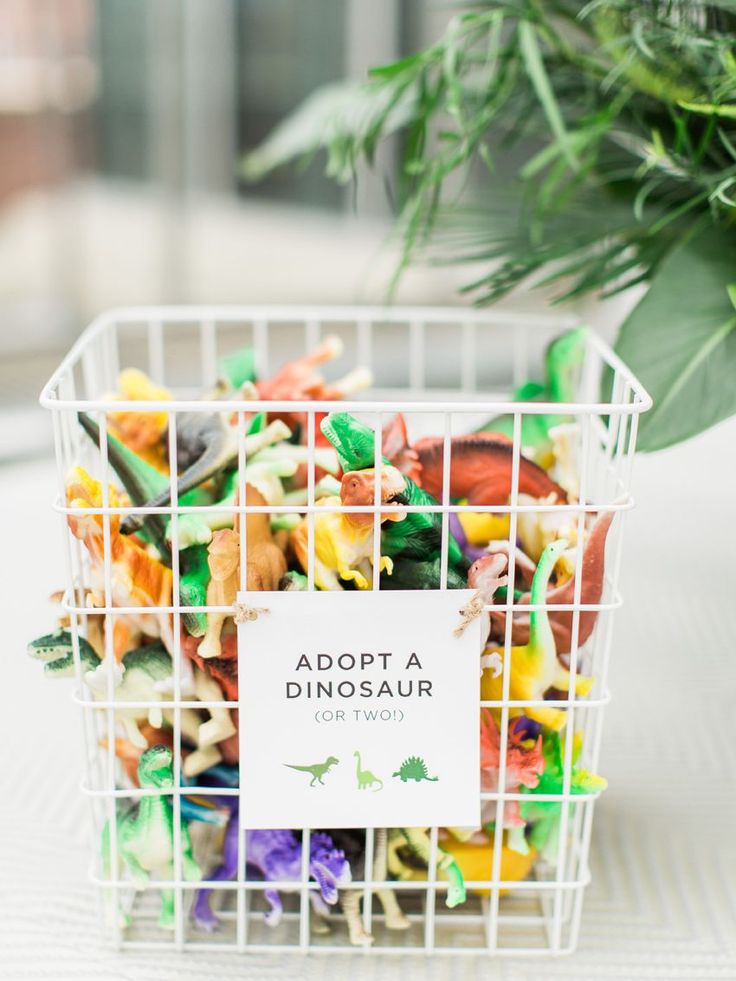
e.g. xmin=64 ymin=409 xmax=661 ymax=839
xmin=237 ymin=589 xmax=480 ymax=829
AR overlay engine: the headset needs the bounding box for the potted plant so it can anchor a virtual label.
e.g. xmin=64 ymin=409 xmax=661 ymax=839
xmin=242 ymin=1 xmax=736 ymax=451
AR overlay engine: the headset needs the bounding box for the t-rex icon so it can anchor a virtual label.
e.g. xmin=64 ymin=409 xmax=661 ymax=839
xmin=284 ymin=755 xmax=339 ymax=786
xmin=354 ymin=751 xmax=383 ymax=791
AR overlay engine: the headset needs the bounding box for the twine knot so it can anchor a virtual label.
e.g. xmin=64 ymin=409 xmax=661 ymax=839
xmin=233 ymin=603 xmax=270 ymax=625
xmin=453 ymin=591 xmax=486 ymax=637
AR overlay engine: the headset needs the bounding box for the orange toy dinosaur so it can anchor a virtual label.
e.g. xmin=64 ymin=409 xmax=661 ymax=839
xmin=65 ymin=467 xmax=174 ymax=662
xmin=480 ymin=711 xmax=544 ymax=831
xmin=197 ymin=484 xmax=286 ymax=659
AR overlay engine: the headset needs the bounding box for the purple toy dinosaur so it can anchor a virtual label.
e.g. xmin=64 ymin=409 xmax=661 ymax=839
xmin=192 ymin=806 xmax=351 ymax=931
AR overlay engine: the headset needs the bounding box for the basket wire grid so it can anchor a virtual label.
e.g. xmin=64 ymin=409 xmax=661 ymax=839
xmin=40 ymin=306 xmax=651 ymax=956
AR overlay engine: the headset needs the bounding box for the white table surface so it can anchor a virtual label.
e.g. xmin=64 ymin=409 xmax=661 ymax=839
xmin=1 ymin=415 xmax=735 ymax=980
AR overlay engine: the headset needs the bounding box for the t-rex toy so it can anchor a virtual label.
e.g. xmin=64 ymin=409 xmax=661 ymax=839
xmin=311 ymin=829 xmax=410 ymax=945
xmin=251 ymin=829 xmax=353 ymax=928
xmin=191 ymin=813 xmax=352 ymax=933
xmin=290 ymin=466 xmax=406 ymax=591
xmin=27 ymin=630 xmax=234 ymax=776
xmin=101 ymin=745 xmax=201 ymax=930
xmin=197 ymin=483 xmax=287 ymax=658
xmin=321 ymin=412 xmax=468 ymax=572
xmin=481 ymin=539 xmax=594 ymax=731
xmin=284 ymin=755 xmax=339 ymax=786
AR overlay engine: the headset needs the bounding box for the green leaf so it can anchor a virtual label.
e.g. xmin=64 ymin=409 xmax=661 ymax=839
xmin=677 ymin=100 xmax=736 ymax=119
xmin=614 ymin=225 xmax=736 ymax=451
xmin=518 ymin=21 xmax=580 ymax=172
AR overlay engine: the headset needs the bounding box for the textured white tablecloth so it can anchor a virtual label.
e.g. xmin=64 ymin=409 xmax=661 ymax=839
xmin=2 ymin=416 xmax=735 ymax=980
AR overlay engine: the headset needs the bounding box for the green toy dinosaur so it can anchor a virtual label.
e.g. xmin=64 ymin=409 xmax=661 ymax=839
xmin=320 ymin=412 xmax=468 ymax=571
xmin=101 ymin=745 xmax=201 ymax=930
xmin=519 ymin=730 xmax=607 ymax=861
xmin=27 ymin=630 xmax=232 ymax=775
xmin=284 ymin=755 xmax=339 ymax=787
xmin=388 ymin=828 xmax=466 ymax=908
xmin=479 ymin=327 xmax=587 ymax=463
xmin=379 ymin=556 xmax=467 ymax=591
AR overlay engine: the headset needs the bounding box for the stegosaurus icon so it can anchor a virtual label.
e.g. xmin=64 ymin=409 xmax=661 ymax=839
xmin=392 ymin=755 xmax=438 ymax=783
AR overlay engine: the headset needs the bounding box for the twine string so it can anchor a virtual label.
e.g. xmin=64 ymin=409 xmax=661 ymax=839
xmin=233 ymin=603 xmax=270 ymax=624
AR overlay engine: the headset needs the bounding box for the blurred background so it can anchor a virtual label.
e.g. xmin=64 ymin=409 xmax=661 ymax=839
xmin=0 ymin=0 xmax=495 ymax=460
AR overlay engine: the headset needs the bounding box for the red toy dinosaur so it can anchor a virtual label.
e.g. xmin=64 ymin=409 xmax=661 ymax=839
xmin=487 ymin=510 xmax=616 ymax=656
xmin=382 ymin=414 xmax=567 ymax=505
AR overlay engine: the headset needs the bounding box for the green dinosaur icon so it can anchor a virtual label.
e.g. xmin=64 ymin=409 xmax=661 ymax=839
xmin=392 ymin=756 xmax=438 ymax=783
xmin=353 ymin=751 xmax=383 ymax=791
xmin=284 ymin=755 xmax=339 ymax=787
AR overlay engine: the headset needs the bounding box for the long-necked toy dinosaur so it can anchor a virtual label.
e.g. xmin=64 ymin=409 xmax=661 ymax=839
xmin=481 ymin=538 xmax=594 ymax=731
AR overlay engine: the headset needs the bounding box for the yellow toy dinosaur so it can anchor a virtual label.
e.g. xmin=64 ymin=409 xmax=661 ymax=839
xmin=481 ymin=538 xmax=593 ymax=731
xmin=290 ymin=466 xmax=406 ymax=591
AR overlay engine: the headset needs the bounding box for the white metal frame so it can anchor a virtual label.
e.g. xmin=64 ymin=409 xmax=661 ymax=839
xmin=40 ymin=305 xmax=650 ymax=956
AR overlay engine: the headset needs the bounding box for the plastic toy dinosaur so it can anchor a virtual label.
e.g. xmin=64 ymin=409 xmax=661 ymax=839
xmin=488 ymin=510 xmax=616 ymax=656
xmin=28 ymin=630 xmax=234 ymax=776
xmin=520 ymin=730 xmax=606 ymax=861
xmin=478 ymin=327 xmax=588 ymax=466
xmin=312 ymin=829 xmax=410 ymax=945
xmin=65 ymin=467 xmax=174 ymax=672
xmin=197 ymin=483 xmax=287 ymax=658
xmin=190 ymin=794 xmax=241 ymax=932
xmin=77 ymin=413 xmax=214 ymax=636
xmin=107 ymin=368 xmax=171 ymax=468
xmin=481 ymin=539 xmax=594 ymax=731
xmin=387 ymin=828 xmax=466 ymax=908
xmin=381 ymin=412 xmax=568 ymax=506
xmin=354 ymin=751 xmax=383 ymax=791
xmin=408 ymin=432 xmax=568 ymax=507
xmin=290 ymin=466 xmax=406 ymax=591
xmin=254 ymin=334 xmax=371 ymax=433
xmin=458 ymin=552 xmax=509 ymax=663
xmin=320 ymin=412 xmax=468 ymax=570
xmin=119 ymin=417 xmax=291 ymax=536
xmin=284 ymin=755 xmax=339 ymax=786
xmin=379 ymin=555 xmax=468 ymax=591
xmin=101 ymin=745 xmax=201 ymax=930
xmin=248 ymin=829 xmax=351 ymax=928
xmin=479 ymin=711 xmax=544 ymax=839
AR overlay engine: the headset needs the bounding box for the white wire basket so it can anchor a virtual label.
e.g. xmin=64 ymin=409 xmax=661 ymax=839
xmin=38 ymin=305 xmax=651 ymax=957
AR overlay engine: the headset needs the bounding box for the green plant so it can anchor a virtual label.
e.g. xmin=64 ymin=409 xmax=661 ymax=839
xmin=242 ymin=2 xmax=736 ymax=451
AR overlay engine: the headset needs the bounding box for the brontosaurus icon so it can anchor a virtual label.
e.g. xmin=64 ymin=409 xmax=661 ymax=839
xmin=354 ymin=751 xmax=383 ymax=791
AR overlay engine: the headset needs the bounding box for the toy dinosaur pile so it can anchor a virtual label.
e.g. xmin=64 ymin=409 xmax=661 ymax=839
xmin=28 ymin=328 xmax=610 ymax=942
